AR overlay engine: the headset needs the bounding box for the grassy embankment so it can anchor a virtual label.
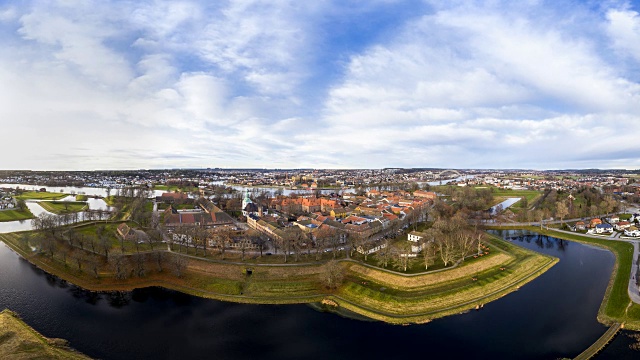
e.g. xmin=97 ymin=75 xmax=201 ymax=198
xmin=37 ymin=201 xmax=88 ymax=214
xmin=0 ymin=191 xmax=72 ymax=221
xmin=0 ymin=309 xmax=90 ymax=359
xmin=103 ymin=196 xmax=116 ymax=206
xmin=0 ymin=209 xmax=34 ymax=222
xmin=0 ymin=232 xmax=556 ymax=324
xmin=75 ymin=195 xmax=88 ymax=201
xmin=153 ymin=185 xmax=198 ymax=193
xmin=334 ymin=235 xmax=557 ymax=323
xmin=14 ymin=191 xmax=68 ymax=201
xmin=489 ymin=226 xmax=640 ymax=330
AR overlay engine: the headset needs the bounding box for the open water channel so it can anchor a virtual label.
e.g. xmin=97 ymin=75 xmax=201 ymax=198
xmin=0 ymin=229 xmax=637 ymax=359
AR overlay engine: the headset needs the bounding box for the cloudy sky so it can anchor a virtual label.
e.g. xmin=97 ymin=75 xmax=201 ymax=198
xmin=1 ymin=0 xmax=640 ymax=170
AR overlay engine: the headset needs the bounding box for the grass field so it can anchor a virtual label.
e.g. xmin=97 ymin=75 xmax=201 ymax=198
xmin=75 ymin=195 xmax=88 ymax=201
xmin=14 ymin=191 xmax=68 ymax=201
xmin=38 ymin=201 xmax=88 ymax=214
xmin=153 ymin=185 xmax=198 ymax=193
xmin=0 ymin=309 xmax=90 ymax=359
xmin=0 ymin=209 xmax=34 ymax=222
xmin=489 ymin=188 xmax=541 ymax=208
xmin=333 ymin=235 xmax=557 ymax=323
xmin=158 ymin=203 xmax=197 ymax=210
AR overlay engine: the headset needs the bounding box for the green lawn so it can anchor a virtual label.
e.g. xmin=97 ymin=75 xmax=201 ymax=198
xmin=144 ymin=201 xmax=154 ymax=213
xmin=74 ymin=221 xmax=155 ymax=253
xmin=336 ymin=235 xmax=557 ymax=323
xmin=38 ymin=201 xmax=88 ymax=214
xmin=14 ymin=191 xmax=68 ymax=200
xmin=75 ymin=195 xmax=88 ymax=201
xmin=490 ymin=188 xmax=541 ymax=205
xmin=153 ymin=185 xmax=198 ymax=193
xmin=0 ymin=208 xmax=34 ymax=222
xmin=157 ymin=203 xmax=198 ymax=211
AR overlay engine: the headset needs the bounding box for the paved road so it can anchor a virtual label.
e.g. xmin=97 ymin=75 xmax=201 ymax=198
xmin=629 ymin=241 xmax=640 ymax=304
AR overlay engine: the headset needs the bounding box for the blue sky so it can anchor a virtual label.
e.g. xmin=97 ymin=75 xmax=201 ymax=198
xmin=1 ymin=0 xmax=640 ymax=170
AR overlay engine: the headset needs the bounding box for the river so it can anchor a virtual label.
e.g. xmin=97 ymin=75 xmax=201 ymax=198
xmin=0 ymin=183 xmax=165 ymax=198
xmin=0 ymin=230 xmax=636 ymax=359
xmin=490 ymin=197 xmax=521 ymax=213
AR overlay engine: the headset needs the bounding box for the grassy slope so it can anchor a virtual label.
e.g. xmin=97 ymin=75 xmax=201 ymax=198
xmin=0 ymin=231 xmax=556 ymax=324
xmin=0 ymin=209 xmax=34 ymax=222
xmin=38 ymin=201 xmax=87 ymax=214
xmin=14 ymin=192 xmax=68 ymax=200
xmin=333 ymin=235 xmax=557 ymax=323
xmin=0 ymin=309 xmax=91 ymax=360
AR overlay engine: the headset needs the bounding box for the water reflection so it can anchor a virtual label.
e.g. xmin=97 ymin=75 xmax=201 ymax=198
xmin=0 ymin=233 xmax=633 ymax=360
xmin=502 ymin=230 xmax=568 ymax=252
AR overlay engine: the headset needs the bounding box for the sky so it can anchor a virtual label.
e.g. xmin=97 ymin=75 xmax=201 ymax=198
xmin=1 ymin=0 xmax=640 ymax=171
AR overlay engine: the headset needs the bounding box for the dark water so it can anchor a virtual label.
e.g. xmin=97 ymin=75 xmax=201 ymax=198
xmin=0 ymin=230 xmax=635 ymax=359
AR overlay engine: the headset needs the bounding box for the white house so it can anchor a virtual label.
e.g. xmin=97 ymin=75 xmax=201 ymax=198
xmin=614 ymin=221 xmax=631 ymax=231
xmin=624 ymin=229 xmax=640 ymax=237
xmin=407 ymin=231 xmax=425 ymax=242
xmin=595 ymin=224 xmax=614 ymax=234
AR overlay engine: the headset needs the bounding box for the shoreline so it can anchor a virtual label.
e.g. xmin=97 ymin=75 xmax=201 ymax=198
xmin=487 ymin=225 xmax=640 ymax=331
xmin=0 ymin=232 xmax=556 ymax=324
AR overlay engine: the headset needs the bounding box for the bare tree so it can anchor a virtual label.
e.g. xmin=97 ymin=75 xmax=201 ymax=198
xmin=109 ymin=253 xmax=130 ymax=280
xmin=392 ymin=242 xmax=412 ymax=272
xmin=215 ymin=226 xmax=233 ymax=259
xmin=152 ymin=250 xmax=165 ymax=272
xmin=456 ymin=231 xmax=477 ymax=262
xmin=132 ymin=253 xmax=147 ymax=277
xmin=71 ymin=249 xmax=84 ymax=271
xmin=321 ymin=260 xmax=344 ymax=290
xmin=556 ymin=201 xmax=569 ymax=226
xmin=376 ymin=241 xmax=393 ymax=268
xmin=99 ymin=235 xmax=110 ymax=258
xmin=437 ymin=235 xmax=456 ymax=267
xmin=421 ymin=241 xmax=437 ymax=270
xmin=533 ymin=209 xmax=544 ymax=229
xmin=87 ymin=255 xmax=100 ymax=279
xmin=146 ymin=229 xmax=163 ymax=251
xmin=170 ymin=253 xmax=187 ymax=277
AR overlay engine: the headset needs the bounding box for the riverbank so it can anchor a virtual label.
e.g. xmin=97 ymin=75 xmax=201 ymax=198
xmin=0 ymin=309 xmax=90 ymax=359
xmin=332 ymin=235 xmax=557 ymax=323
xmin=488 ymin=226 xmax=640 ymax=330
xmin=0 ymin=209 xmax=34 ymax=222
xmin=37 ymin=201 xmax=88 ymax=214
xmin=0 ymin=232 xmax=556 ymax=324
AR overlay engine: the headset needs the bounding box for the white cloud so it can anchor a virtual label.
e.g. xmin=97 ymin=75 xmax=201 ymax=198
xmin=1 ymin=1 xmax=640 ymax=170
xmin=311 ymin=1 xmax=640 ymax=169
xmin=17 ymin=3 xmax=134 ymax=87
xmin=606 ymin=8 xmax=640 ymax=61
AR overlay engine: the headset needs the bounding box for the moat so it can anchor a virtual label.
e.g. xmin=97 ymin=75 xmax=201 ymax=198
xmin=1 ymin=230 xmax=637 ymax=359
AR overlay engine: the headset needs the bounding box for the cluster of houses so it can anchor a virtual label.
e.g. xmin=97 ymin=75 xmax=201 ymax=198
xmin=245 ymin=189 xmax=436 ymax=254
xmin=577 ymin=214 xmax=640 ymax=237
xmin=120 ymin=188 xmax=437 ymax=255
xmin=0 ymin=189 xmax=17 ymax=210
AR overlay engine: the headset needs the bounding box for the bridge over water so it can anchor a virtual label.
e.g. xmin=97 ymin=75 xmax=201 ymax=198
xmin=573 ymin=323 xmax=621 ymax=360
